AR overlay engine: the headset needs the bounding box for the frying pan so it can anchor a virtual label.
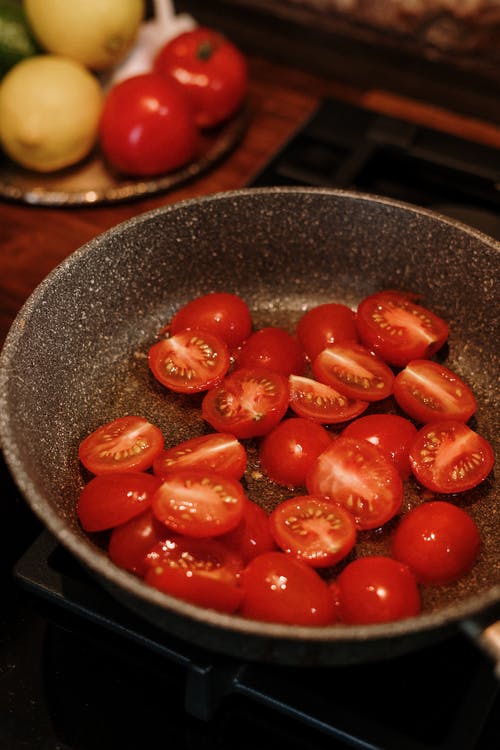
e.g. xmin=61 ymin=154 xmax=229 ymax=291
xmin=1 ymin=187 xmax=499 ymax=667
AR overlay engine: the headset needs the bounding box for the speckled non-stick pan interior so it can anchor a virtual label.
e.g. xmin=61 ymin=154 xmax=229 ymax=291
xmin=1 ymin=187 xmax=498 ymax=666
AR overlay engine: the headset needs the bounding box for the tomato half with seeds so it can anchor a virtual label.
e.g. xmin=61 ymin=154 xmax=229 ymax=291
xmin=393 ymin=359 xmax=477 ymax=424
xmin=78 ymin=415 xmax=164 ymax=475
xmin=288 ymin=374 xmax=369 ymax=424
xmin=259 ymin=417 xmax=332 ymax=487
xmin=77 ymin=471 xmax=161 ymax=532
xmin=234 ymin=326 xmax=306 ymax=377
xmin=306 ymin=437 xmax=403 ymax=530
xmin=168 ymin=292 xmax=252 ymax=349
xmin=152 ymin=469 xmax=246 ymax=537
xmin=269 ymin=495 xmax=356 ymax=568
xmin=153 ymin=432 xmax=247 ymax=480
xmin=342 ymin=413 xmax=418 ymax=479
xmin=296 ymin=302 xmax=358 ymax=361
xmin=409 ymin=420 xmax=494 ymax=494
xmin=313 ymin=341 xmax=395 ymax=402
xmin=108 ymin=508 xmax=168 ymax=576
xmin=144 ymin=536 xmax=243 ymax=613
xmin=356 ymin=290 xmax=449 ymax=367
xmin=201 ymin=367 xmax=289 ymax=438
xmin=148 ymin=329 xmax=230 ymax=393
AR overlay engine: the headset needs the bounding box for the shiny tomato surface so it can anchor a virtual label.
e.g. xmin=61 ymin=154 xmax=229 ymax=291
xmin=153 ymin=432 xmax=247 ymax=480
xmin=77 ymin=471 xmax=161 ymax=532
xmin=218 ymin=499 xmax=277 ymax=564
xmin=342 ymin=413 xmax=418 ymax=479
xmin=168 ymin=292 xmax=252 ymax=349
xmin=296 ymin=302 xmax=358 ymax=361
xmin=234 ymin=326 xmax=306 ymax=377
xmin=78 ymin=415 xmax=164 ymax=475
xmin=108 ymin=508 xmax=167 ymax=576
xmin=259 ymin=417 xmax=332 ymax=487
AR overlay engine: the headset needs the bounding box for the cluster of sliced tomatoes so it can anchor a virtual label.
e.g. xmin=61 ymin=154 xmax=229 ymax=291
xmin=76 ymin=290 xmax=494 ymax=627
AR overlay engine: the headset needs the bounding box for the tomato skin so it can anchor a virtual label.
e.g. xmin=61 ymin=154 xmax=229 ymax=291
xmin=78 ymin=415 xmax=164 ymax=475
xmin=356 ymin=291 xmax=449 ymax=367
xmin=391 ymin=501 xmax=481 ymax=585
xmin=259 ymin=417 xmax=332 ymax=487
xmin=296 ymin=302 xmax=358 ymax=361
xmin=269 ymin=495 xmax=357 ymax=568
xmin=313 ymin=341 xmax=395 ymax=402
xmin=201 ymin=367 xmax=289 ymax=439
xmin=153 ymin=432 xmax=247 ymax=480
xmin=218 ymin=499 xmax=277 ymax=564
xmin=99 ymin=73 xmax=198 ymax=176
xmin=148 ymin=329 xmax=230 ymax=394
xmin=152 ymin=469 xmax=246 ymax=537
xmin=306 ymin=436 xmax=403 ymax=530
xmin=144 ymin=536 xmax=243 ymax=613
xmin=154 ymin=27 xmax=248 ymax=129
xmin=77 ymin=472 xmax=161 ymax=532
xmin=108 ymin=509 xmax=168 ymax=576
xmin=335 ymin=556 xmax=421 ymax=624
xmin=342 ymin=413 xmax=418 ymax=480
xmin=288 ymin=374 xmax=369 ymax=424
xmin=409 ymin=420 xmax=495 ymax=494
xmin=393 ymin=360 xmax=477 ymax=424
xmin=238 ymin=551 xmax=337 ymax=625
xmin=235 ymin=327 xmax=306 ymax=377
xmin=168 ymin=292 xmax=252 ymax=349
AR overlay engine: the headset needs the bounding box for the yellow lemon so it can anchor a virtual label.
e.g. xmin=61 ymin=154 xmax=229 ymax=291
xmin=23 ymin=0 xmax=145 ymax=71
xmin=0 ymin=54 xmax=102 ymax=172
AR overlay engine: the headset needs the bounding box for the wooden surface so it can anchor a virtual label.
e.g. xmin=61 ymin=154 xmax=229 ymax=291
xmin=2 ymin=54 xmax=500 ymax=347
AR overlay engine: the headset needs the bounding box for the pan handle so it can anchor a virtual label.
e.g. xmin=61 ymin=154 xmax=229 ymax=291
xmin=461 ymin=618 xmax=500 ymax=679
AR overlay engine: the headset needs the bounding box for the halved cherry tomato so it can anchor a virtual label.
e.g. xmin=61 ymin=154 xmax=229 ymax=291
xmin=153 ymin=432 xmax=247 ymax=480
xmin=238 ymin=551 xmax=336 ymax=625
xmin=296 ymin=302 xmax=358 ymax=361
xmin=234 ymin=327 xmax=306 ymax=377
xmin=335 ymin=556 xmax=421 ymax=624
xmin=108 ymin=508 xmax=168 ymax=576
xmin=201 ymin=367 xmax=289 ymax=438
xmin=148 ymin=329 xmax=230 ymax=393
xmin=78 ymin=415 xmax=164 ymax=475
xmin=393 ymin=359 xmax=477 ymax=424
xmin=391 ymin=501 xmax=481 ymax=585
xmin=288 ymin=374 xmax=369 ymax=424
xmin=259 ymin=417 xmax=332 ymax=487
xmin=306 ymin=437 xmax=403 ymax=530
xmin=409 ymin=420 xmax=494 ymax=494
xmin=145 ymin=536 xmax=243 ymax=613
xmin=77 ymin=471 xmax=161 ymax=532
xmin=313 ymin=341 xmax=395 ymax=402
xmin=151 ymin=469 xmax=246 ymax=537
xmin=356 ymin=290 xmax=449 ymax=367
xmin=342 ymin=413 xmax=418 ymax=479
xmin=218 ymin=499 xmax=277 ymax=564
xmin=269 ymin=495 xmax=356 ymax=568
xmin=168 ymin=292 xmax=252 ymax=349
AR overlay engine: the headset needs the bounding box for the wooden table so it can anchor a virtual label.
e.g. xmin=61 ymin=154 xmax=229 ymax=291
xmin=2 ymin=54 xmax=500 ymax=347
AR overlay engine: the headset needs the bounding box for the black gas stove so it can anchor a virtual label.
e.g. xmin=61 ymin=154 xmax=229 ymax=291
xmin=2 ymin=98 xmax=500 ymax=750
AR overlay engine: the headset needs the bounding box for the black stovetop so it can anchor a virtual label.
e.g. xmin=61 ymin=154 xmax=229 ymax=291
xmin=2 ymin=98 xmax=500 ymax=750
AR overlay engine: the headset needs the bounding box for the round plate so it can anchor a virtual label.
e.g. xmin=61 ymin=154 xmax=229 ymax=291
xmin=0 ymin=106 xmax=248 ymax=206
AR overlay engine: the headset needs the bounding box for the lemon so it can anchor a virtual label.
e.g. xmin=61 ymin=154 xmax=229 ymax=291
xmin=23 ymin=0 xmax=145 ymax=71
xmin=0 ymin=54 xmax=103 ymax=172
xmin=0 ymin=0 xmax=39 ymax=77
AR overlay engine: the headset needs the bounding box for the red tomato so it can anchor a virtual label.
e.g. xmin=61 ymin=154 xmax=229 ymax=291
xmin=78 ymin=415 xmax=164 ymax=475
xmin=313 ymin=341 xmax=395 ymax=402
xmin=269 ymin=495 xmax=356 ymax=568
xmin=145 ymin=536 xmax=243 ymax=613
xmin=99 ymin=73 xmax=198 ymax=176
xmin=235 ymin=327 xmax=306 ymax=377
xmin=218 ymin=499 xmax=277 ymax=564
xmin=154 ymin=27 xmax=248 ymax=129
xmin=77 ymin=472 xmax=161 ymax=532
xmin=342 ymin=413 xmax=418 ymax=480
xmin=306 ymin=437 xmax=403 ymax=530
xmin=393 ymin=359 xmax=477 ymax=424
xmin=153 ymin=432 xmax=247 ymax=480
xmin=288 ymin=374 xmax=369 ymax=424
xmin=108 ymin=509 xmax=168 ymax=576
xmin=335 ymin=556 xmax=421 ymax=624
xmin=259 ymin=417 xmax=332 ymax=487
xmin=409 ymin=420 xmax=494 ymax=494
xmin=152 ymin=469 xmax=246 ymax=537
xmin=238 ymin=551 xmax=336 ymax=625
xmin=148 ymin=329 xmax=230 ymax=394
xmin=168 ymin=292 xmax=252 ymax=349
xmin=201 ymin=367 xmax=289 ymax=438
xmin=356 ymin=290 xmax=449 ymax=367
xmin=296 ymin=302 xmax=358 ymax=361
xmin=391 ymin=501 xmax=481 ymax=585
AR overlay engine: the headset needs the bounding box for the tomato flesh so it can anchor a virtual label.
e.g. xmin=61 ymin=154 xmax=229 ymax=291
xmin=342 ymin=413 xmax=418 ymax=480
xmin=77 ymin=471 xmax=161 ymax=532
xmin=153 ymin=432 xmax=247 ymax=480
xmin=168 ymin=292 xmax=252 ymax=349
xmin=313 ymin=341 xmax=395 ymax=402
xmin=288 ymin=374 xmax=369 ymax=424
xmin=259 ymin=417 xmax=332 ymax=487
xmin=78 ymin=415 xmax=164 ymax=475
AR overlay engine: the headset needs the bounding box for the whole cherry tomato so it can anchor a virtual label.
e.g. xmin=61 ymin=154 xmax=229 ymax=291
xmin=154 ymin=27 xmax=248 ymax=129
xmin=99 ymin=72 xmax=198 ymax=176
